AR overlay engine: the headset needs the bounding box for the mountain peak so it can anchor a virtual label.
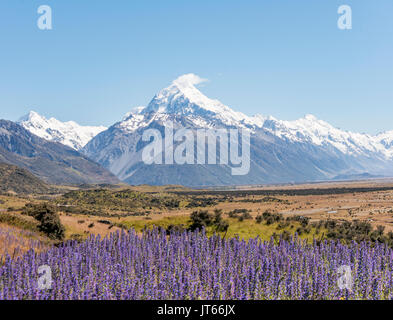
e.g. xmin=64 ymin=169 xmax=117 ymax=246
xmin=142 ymin=73 xmax=215 ymax=114
xmin=18 ymin=110 xmax=43 ymax=122
xmin=122 ymin=106 xmax=145 ymax=121
xmin=18 ymin=111 xmax=107 ymax=150
xmin=141 ymin=74 xmax=252 ymax=126
xmin=304 ymin=114 xmax=318 ymax=121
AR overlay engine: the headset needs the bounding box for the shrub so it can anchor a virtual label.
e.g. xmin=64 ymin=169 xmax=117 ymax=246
xmin=280 ymin=230 xmax=291 ymax=242
xmin=24 ymin=203 xmax=65 ymax=240
xmin=97 ymin=220 xmax=111 ymax=225
xmin=189 ymin=210 xmax=212 ymax=231
xmin=239 ymin=211 xmax=252 ymax=221
xmin=277 ymin=221 xmax=290 ymax=230
xmin=166 ymin=224 xmax=187 ymax=235
xmin=70 ymin=234 xmax=83 ymax=242
xmin=266 ymin=217 xmax=274 ymax=225
xmin=189 ymin=210 xmax=229 ymax=233
xmin=287 ymin=215 xmax=309 ymax=227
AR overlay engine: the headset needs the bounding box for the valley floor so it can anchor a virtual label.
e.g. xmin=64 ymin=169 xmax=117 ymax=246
xmin=2 ymin=179 xmax=393 ymax=242
xmin=2 ymin=179 xmax=393 ymax=300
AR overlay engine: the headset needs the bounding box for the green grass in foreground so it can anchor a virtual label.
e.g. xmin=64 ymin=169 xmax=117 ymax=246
xmin=116 ymin=215 xmax=324 ymax=242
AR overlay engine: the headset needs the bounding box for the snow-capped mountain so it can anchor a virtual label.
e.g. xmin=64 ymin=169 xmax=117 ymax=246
xmin=260 ymin=115 xmax=393 ymax=159
xmin=110 ymin=74 xmax=393 ymax=160
xmin=18 ymin=111 xmax=107 ymax=151
xmin=375 ymin=131 xmax=393 ymax=155
xmin=83 ymin=74 xmax=393 ymax=186
xmin=0 ymin=119 xmax=119 ymax=185
xmin=141 ymin=74 xmax=255 ymax=127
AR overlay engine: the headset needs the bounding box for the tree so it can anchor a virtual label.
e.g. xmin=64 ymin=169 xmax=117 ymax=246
xmin=24 ymin=203 xmax=65 ymax=240
xmin=189 ymin=210 xmax=229 ymax=236
xmin=189 ymin=210 xmax=212 ymax=231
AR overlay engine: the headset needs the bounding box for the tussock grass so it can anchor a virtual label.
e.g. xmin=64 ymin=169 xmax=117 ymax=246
xmin=115 ymin=215 xmax=323 ymax=242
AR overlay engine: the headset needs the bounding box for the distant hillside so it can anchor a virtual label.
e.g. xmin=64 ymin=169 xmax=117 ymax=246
xmin=0 ymin=120 xmax=119 ymax=185
xmin=333 ymin=172 xmax=383 ymax=181
xmin=0 ymin=163 xmax=53 ymax=194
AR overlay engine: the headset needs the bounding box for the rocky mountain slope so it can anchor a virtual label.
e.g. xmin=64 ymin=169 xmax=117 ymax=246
xmin=83 ymin=74 xmax=393 ymax=186
xmin=0 ymin=120 xmax=119 ymax=185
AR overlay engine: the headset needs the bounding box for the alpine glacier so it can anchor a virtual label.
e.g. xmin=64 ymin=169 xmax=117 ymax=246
xmin=18 ymin=111 xmax=107 ymax=151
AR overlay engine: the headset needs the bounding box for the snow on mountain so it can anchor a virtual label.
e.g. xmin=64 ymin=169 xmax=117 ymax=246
xmin=82 ymin=73 xmax=393 ymax=186
xmin=141 ymin=74 xmax=256 ymax=127
xmin=18 ymin=111 xmax=107 ymax=151
xmin=376 ymin=131 xmax=393 ymax=147
xmin=113 ymin=73 xmax=393 ymax=160
xmin=116 ymin=74 xmax=267 ymax=135
xmin=375 ymin=131 xmax=393 ymax=157
xmin=122 ymin=106 xmax=145 ymax=120
xmin=260 ymin=114 xmax=392 ymax=158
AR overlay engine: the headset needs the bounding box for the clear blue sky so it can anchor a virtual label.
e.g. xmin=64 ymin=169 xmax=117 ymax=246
xmin=0 ymin=0 xmax=392 ymax=134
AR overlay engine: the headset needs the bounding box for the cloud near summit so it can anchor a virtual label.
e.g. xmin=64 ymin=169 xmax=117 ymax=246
xmin=172 ymin=73 xmax=208 ymax=88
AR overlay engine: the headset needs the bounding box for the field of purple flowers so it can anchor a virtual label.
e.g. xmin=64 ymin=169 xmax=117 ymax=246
xmin=1 ymin=228 xmax=393 ymax=300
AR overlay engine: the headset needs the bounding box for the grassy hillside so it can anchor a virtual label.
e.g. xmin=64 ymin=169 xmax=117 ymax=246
xmin=0 ymin=163 xmax=54 ymax=194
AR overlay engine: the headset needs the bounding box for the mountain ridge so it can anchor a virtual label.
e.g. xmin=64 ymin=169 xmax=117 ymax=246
xmin=18 ymin=111 xmax=107 ymax=151
xmin=0 ymin=119 xmax=119 ymax=185
xmin=108 ymin=74 xmax=393 ymax=159
xmin=82 ymin=74 xmax=393 ymax=186
xmin=14 ymin=74 xmax=393 ymax=186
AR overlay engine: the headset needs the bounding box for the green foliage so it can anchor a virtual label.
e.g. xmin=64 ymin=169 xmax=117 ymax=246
xmin=189 ymin=210 xmax=229 ymax=233
xmin=227 ymin=209 xmax=252 ymax=222
xmin=213 ymin=209 xmax=229 ymax=233
xmin=185 ymin=197 xmax=218 ymax=208
xmin=0 ymin=163 xmax=54 ymax=195
xmin=254 ymin=211 xmax=283 ymax=225
xmin=97 ymin=220 xmax=111 ymax=225
xmin=0 ymin=212 xmax=38 ymax=232
xmin=166 ymin=224 xmax=187 ymax=235
xmin=280 ymin=230 xmax=292 ymax=242
xmin=237 ymin=196 xmax=290 ymax=204
xmin=287 ymin=215 xmax=310 ymax=227
xmin=54 ymin=189 xmax=185 ymax=216
xmin=189 ymin=210 xmax=212 ymax=231
xmin=23 ymin=203 xmax=65 ymax=240
xmin=306 ymin=218 xmax=393 ymax=247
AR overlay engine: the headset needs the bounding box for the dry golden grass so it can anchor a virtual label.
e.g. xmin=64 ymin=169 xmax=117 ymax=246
xmin=59 ymin=213 xmax=122 ymax=240
xmin=2 ymin=180 xmax=393 ymax=247
xmin=0 ymin=195 xmax=30 ymax=210
xmin=0 ymin=223 xmax=48 ymax=259
xmin=50 ymin=180 xmax=393 ymax=241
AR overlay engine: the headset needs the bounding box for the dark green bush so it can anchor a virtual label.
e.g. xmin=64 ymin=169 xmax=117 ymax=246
xmin=189 ymin=210 xmax=229 ymax=233
xmin=24 ymin=203 xmax=65 ymax=240
xmin=189 ymin=210 xmax=212 ymax=231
